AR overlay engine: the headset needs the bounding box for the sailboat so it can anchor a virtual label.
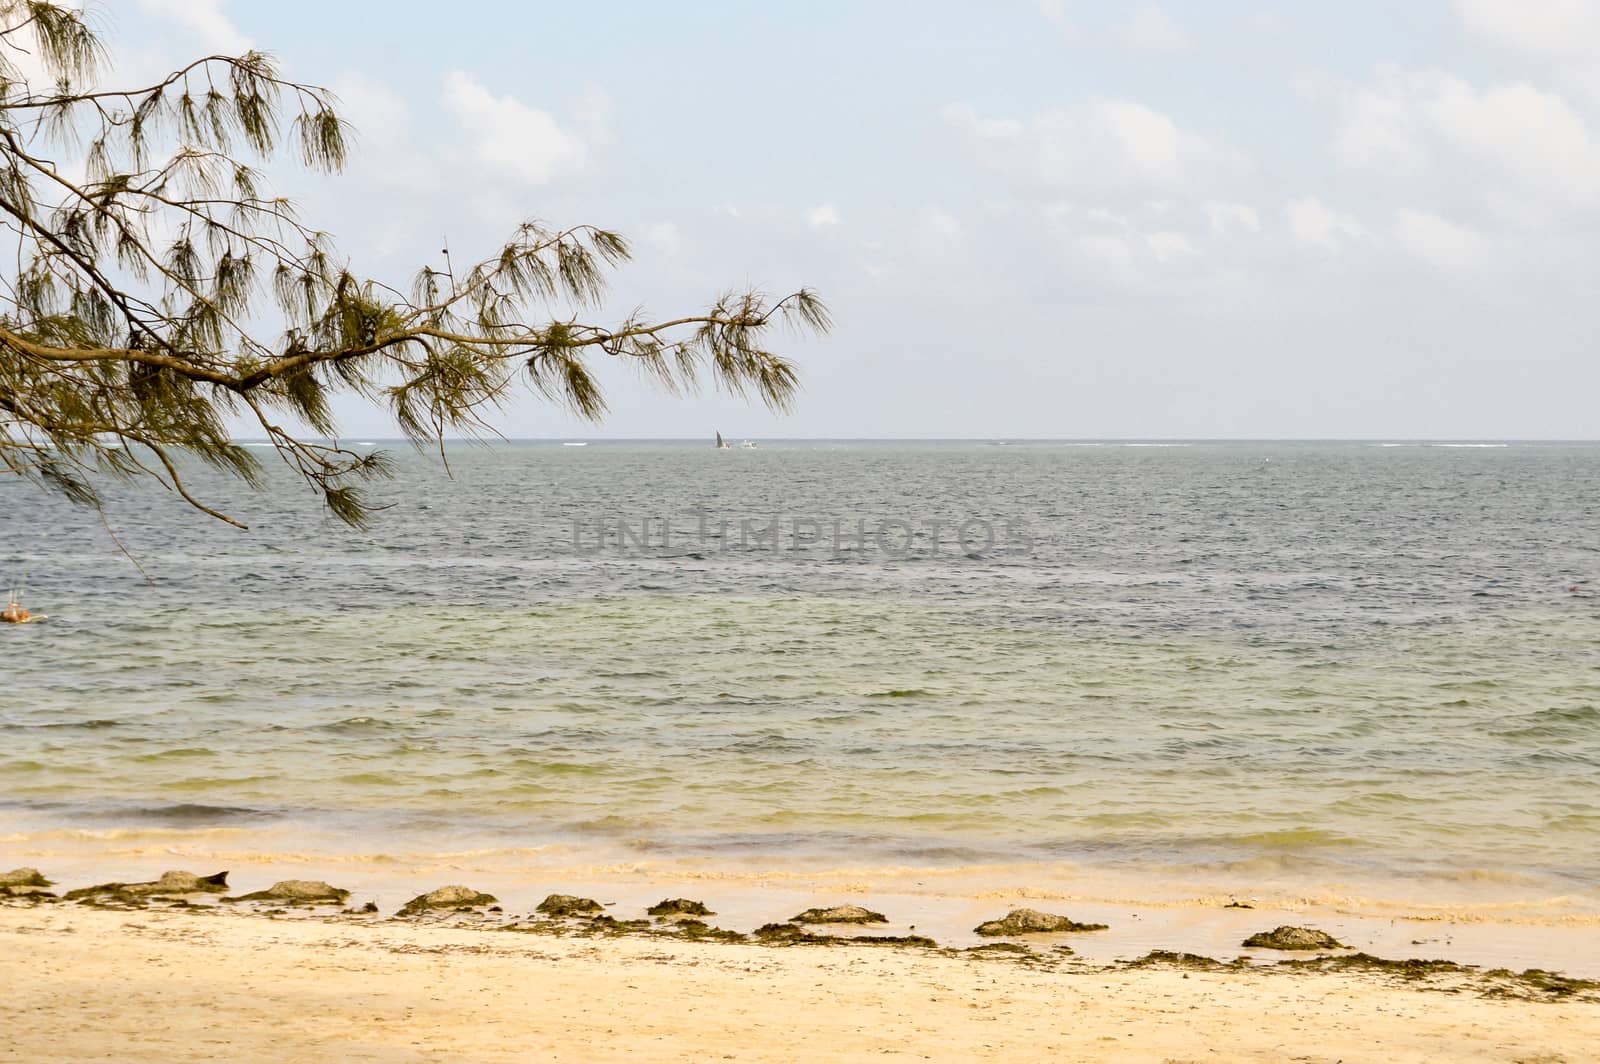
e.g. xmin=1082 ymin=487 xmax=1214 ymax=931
xmin=715 ymin=431 xmax=731 ymax=450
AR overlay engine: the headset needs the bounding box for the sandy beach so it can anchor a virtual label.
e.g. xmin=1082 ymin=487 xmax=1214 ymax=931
xmin=5 ymin=0 xmax=1600 ymax=1058
xmin=3 ymin=899 xmax=1595 ymax=1063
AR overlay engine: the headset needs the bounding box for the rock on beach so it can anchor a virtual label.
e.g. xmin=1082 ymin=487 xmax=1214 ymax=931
xmin=973 ymin=909 xmax=1109 ymax=936
xmin=1242 ymin=926 xmax=1346 ymax=951
xmin=397 ymin=885 xmax=499 ymax=916
xmin=789 ymin=905 xmax=888 ymax=925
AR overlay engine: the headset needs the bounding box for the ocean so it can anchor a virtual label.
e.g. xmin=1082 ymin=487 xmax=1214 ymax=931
xmin=2 ymin=441 xmax=1598 ymax=913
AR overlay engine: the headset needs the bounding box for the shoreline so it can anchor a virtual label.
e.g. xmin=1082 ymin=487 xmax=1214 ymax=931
xmin=6 ymin=850 xmax=1600 ymax=980
xmin=8 ymin=816 xmax=1597 ymax=927
xmin=3 ymin=901 xmax=1596 ymax=1063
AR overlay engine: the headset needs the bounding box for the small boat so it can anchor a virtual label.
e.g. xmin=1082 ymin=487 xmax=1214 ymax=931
xmin=562 ymin=442 xmax=588 ymax=447
xmin=715 ymin=431 xmax=731 ymax=450
xmin=2 ymin=589 xmax=44 ymax=624
xmin=740 ymin=439 xmax=757 ymax=449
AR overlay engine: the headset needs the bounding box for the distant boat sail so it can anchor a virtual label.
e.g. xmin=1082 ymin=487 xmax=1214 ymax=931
xmin=715 ymin=431 xmax=731 ymax=450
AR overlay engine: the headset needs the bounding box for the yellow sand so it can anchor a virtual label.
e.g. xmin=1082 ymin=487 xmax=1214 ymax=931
xmin=2 ymin=905 xmax=1593 ymax=1062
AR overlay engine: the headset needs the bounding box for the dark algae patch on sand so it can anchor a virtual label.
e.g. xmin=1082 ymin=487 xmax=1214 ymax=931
xmin=1125 ymin=951 xmax=1249 ymax=971
xmin=498 ymin=916 xmax=746 ymax=943
xmin=960 ymin=942 xmax=1075 ymax=967
xmin=754 ymin=923 xmax=936 ymax=948
xmin=1482 ymin=968 xmax=1600 ymax=1001
xmin=1119 ymin=949 xmax=1598 ymax=1002
xmin=575 ymin=915 xmax=653 ymax=937
xmin=1278 ymin=953 xmax=1600 ymax=1002
xmin=672 ymin=920 xmax=747 ymax=943
xmin=647 ymin=898 xmax=714 ymax=918
xmin=755 ymin=922 xmax=841 ymax=944
xmin=966 ymin=942 xmax=1034 ymax=955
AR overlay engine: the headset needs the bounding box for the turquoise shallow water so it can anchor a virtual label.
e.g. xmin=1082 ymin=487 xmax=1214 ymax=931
xmin=1 ymin=441 xmax=1598 ymax=901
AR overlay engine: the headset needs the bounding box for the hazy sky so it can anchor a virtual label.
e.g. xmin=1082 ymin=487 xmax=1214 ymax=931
xmin=109 ymin=1 xmax=1600 ymax=439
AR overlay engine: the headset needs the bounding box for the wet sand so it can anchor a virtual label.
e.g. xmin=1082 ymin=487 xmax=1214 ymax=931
xmin=3 ymin=902 xmax=1595 ymax=1063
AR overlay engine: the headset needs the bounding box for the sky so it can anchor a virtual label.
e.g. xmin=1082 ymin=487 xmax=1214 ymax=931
xmin=98 ymin=1 xmax=1600 ymax=439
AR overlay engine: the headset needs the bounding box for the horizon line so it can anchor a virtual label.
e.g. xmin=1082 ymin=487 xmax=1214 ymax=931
xmin=229 ymin=436 xmax=1600 ymax=444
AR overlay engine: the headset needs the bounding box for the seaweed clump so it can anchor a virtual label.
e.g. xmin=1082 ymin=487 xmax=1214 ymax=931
xmin=1242 ymin=926 xmax=1345 ymax=951
xmin=224 ymin=880 xmax=350 ymax=906
xmin=754 ymin=922 xmax=827 ymax=944
xmin=1280 ymin=953 xmax=1600 ymax=1001
xmin=789 ymin=904 xmax=887 ymax=925
xmin=967 ymin=942 xmax=1033 ymax=955
xmin=396 ymin=885 xmax=498 ymax=917
xmin=1483 ymin=968 xmax=1600 ymax=1001
xmin=974 ymin=909 xmax=1108 ymax=937
xmin=65 ymin=870 xmax=228 ymax=905
xmin=581 ymin=915 xmax=653 ymax=936
xmin=0 ymin=868 xmax=56 ymax=900
xmin=754 ymin=922 xmax=935 ymax=948
xmin=535 ymin=894 xmax=604 ymax=917
xmin=647 ymin=898 xmax=714 ymax=918
xmin=963 ymin=942 xmax=1044 ymax=960
xmin=1124 ymin=951 xmax=1249 ymax=971
xmin=674 ymin=920 xmax=747 ymax=943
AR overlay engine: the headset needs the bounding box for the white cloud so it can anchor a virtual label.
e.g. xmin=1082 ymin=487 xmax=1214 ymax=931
xmin=1455 ymin=2 xmax=1600 ymax=111
xmin=1246 ymin=8 xmax=1285 ymax=37
xmin=1070 ymin=233 xmax=1141 ymax=286
xmin=1455 ymin=0 xmax=1600 ymax=65
xmin=804 ymin=205 xmax=842 ymax=230
xmin=1122 ymin=7 xmax=1192 ymax=54
xmin=914 ymin=206 xmax=964 ymax=256
xmin=573 ymin=86 xmax=614 ymax=148
xmin=944 ymin=99 xmax=1246 ymax=198
xmin=329 ymin=76 xmax=440 ymax=196
xmin=334 ymin=76 xmax=411 ymax=150
xmin=1204 ymin=202 xmax=1261 ymax=235
xmin=136 ymin=0 xmax=251 ymax=53
xmin=1037 ymin=0 xmax=1076 ymax=41
xmin=1285 ymin=197 xmax=1368 ymax=250
xmin=1330 ymin=79 xmax=1431 ymax=180
xmin=1033 ymin=201 xmax=1222 ymax=294
xmin=1394 ymin=209 xmax=1490 ymax=272
xmin=443 ymin=72 xmax=589 ymax=186
xmin=643 ymin=221 xmax=681 ymax=255
xmin=1333 ymin=70 xmax=1600 ymax=224
xmin=1144 ymin=230 xmax=1195 ymax=261
xmin=0 ymin=20 xmax=59 ymax=87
